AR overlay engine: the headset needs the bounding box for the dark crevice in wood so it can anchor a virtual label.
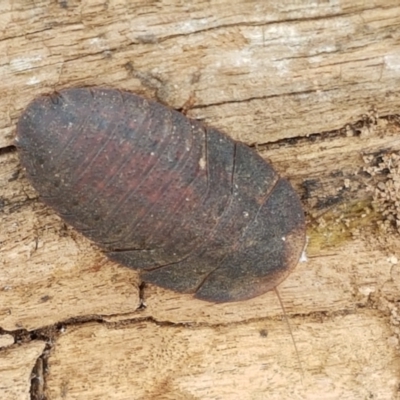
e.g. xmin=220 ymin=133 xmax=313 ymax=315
xmin=0 ymin=145 xmax=17 ymax=156
xmin=191 ymin=88 xmax=338 ymax=111
xmin=138 ymin=281 xmax=147 ymax=310
xmin=251 ymin=114 xmax=399 ymax=150
xmin=30 ymin=353 xmax=47 ymax=400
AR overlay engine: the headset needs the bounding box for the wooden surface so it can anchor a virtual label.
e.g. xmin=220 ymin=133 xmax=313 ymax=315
xmin=1 ymin=1 xmax=400 ymax=399
xmin=0 ymin=341 xmax=46 ymax=400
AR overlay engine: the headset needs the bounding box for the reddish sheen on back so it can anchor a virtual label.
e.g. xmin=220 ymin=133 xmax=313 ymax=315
xmin=16 ymin=88 xmax=306 ymax=303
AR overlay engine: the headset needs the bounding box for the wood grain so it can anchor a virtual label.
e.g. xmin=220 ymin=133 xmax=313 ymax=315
xmin=0 ymin=341 xmax=46 ymax=400
xmin=1 ymin=0 xmax=400 ymax=399
xmin=45 ymin=317 xmax=398 ymax=400
xmin=1 ymin=1 xmax=400 ymax=148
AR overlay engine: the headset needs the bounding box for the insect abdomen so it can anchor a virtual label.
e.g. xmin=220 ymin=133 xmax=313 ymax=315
xmin=16 ymin=88 xmax=305 ymax=303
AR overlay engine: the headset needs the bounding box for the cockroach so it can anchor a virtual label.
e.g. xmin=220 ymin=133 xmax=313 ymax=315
xmin=15 ymin=87 xmax=306 ymax=303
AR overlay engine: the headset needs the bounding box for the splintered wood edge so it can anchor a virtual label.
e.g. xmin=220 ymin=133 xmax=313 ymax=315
xmin=44 ymin=315 xmax=399 ymax=399
xmin=0 ymin=341 xmax=46 ymax=400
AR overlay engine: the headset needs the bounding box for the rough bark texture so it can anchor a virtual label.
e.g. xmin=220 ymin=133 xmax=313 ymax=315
xmin=1 ymin=1 xmax=400 ymax=399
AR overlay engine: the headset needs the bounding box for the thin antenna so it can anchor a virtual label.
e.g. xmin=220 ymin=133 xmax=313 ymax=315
xmin=274 ymin=287 xmax=304 ymax=379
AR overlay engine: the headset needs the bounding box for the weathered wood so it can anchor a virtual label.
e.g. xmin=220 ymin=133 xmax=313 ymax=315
xmin=1 ymin=0 xmax=400 ymax=399
xmin=0 ymin=152 xmax=140 ymax=331
xmin=0 ymin=334 xmax=14 ymax=348
xmin=1 ymin=1 xmax=400 ymax=147
xmin=45 ymin=318 xmax=397 ymax=400
xmin=0 ymin=342 xmax=46 ymax=400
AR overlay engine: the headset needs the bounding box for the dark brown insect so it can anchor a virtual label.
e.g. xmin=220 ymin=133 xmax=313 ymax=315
xmin=16 ymin=87 xmax=305 ymax=303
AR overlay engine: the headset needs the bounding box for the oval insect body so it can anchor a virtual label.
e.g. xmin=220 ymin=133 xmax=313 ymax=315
xmin=16 ymin=88 xmax=306 ymax=303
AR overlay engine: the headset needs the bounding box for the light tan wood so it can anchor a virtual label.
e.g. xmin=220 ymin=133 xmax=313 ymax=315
xmin=0 ymin=334 xmax=14 ymax=348
xmin=1 ymin=1 xmax=400 ymax=399
xmin=46 ymin=317 xmax=398 ymax=400
xmin=0 ymin=341 xmax=46 ymax=400
xmin=1 ymin=1 xmax=400 ymax=148
xmin=0 ymin=151 xmax=140 ymax=332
